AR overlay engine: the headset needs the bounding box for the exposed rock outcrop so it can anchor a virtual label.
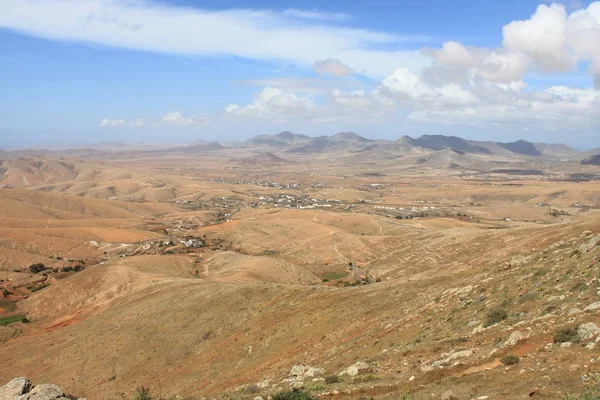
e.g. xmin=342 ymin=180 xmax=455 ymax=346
xmin=0 ymin=378 xmax=84 ymax=400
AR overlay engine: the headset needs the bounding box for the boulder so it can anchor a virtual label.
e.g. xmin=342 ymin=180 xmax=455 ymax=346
xmin=503 ymin=331 xmax=525 ymax=347
xmin=17 ymin=384 xmax=64 ymax=400
xmin=0 ymin=378 xmax=83 ymax=400
xmin=339 ymin=361 xmax=372 ymax=377
xmin=432 ymin=349 xmax=474 ymax=367
xmin=287 ymin=365 xmax=324 ymax=381
xmin=584 ymin=302 xmax=600 ymax=312
xmin=0 ymin=378 xmax=32 ymax=398
xmin=441 ymin=390 xmax=460 ymax=399
xmin=580 ymin=236 xmax=599 ymax=254
xmin=578 ymin=322 xmax=600 ymax=340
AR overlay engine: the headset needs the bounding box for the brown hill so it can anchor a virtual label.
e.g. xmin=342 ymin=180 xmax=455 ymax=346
xmin=240 ymin=152 xmax=297 ymax=166
xmin=582 ymin=154 xmax=600 ymax=166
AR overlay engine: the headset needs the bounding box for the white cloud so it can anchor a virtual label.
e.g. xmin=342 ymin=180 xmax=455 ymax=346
xmin=100 ymin=118 xmax=145 ymax=127
xmin=100 ymin=118 xmax=126 ymax=127
xmin=381 ymin=68 xmax=478 ymax=107
xmin=281 ymin=9 xmax=351 ymax=21
xmin=314 ymin=59 xmax=355 ymax=77
xmin=81 ymin=1 xmax=600 ymax=135
xmin=503 ymin=4 xmax=573 ymax=72
xmin=426 ymin=2 xmax=600 ymax=83
xmin=425 ymin=42 xmax=528 ymax=83
xmin=0 ymin=0 xmax=429 ymax=78
xmin=224 ymin=87 xmax=316 ymax=120
xmin=161 ymin=111 xmax=209 ymax=126
xmin=234 ymin=76 xmax=364 ymax=94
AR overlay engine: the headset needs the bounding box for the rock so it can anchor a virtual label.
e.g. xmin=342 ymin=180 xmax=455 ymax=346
xmin=18 ymin=384 xmax=64 ymax=400
xmin=0 ymin=378 xmax=32 ymax=398
xmin=560 ymin=342 xmax=573 ymax=348
xmin=569 ymin=365 xmax=580 ymax=372
xmin=441 ymin=390 xmax=460 ymax=400
xmin=254 ymin=397 xmax=265 ymax=400
xmin=1 ymin=377 xmax=85 ymax=400
xmin=420 ymin=364 xmax=434 ymax=373
xmin=339 ymin=361 xmax=371 ymax=377
xmin=408 ymin=376 xmax=415 ymax=381
xmin=432 ymin=349 xmax=474 ymax=367
xmin=584 ymin=302 xmax=600 ymax=312
xmin=256 ymin=379 xmax=270 ymax=388
xmin=529 ymin=388 xmax=540 ymax=397
xmin=510 ymin=255 xmax=533 ymax=267
xmin=568 ymin=308 xmax=583 ymax=316
xmin=288 ymin=365 xmax=324 ymax=381
xmin=580 ymin=236 xmax=600 ymax=254
xmin=579 ymin=322 xmax=600 ymax=340
xmin=503 ymin=331 xmax=525 ymax=347
xmin=455 ymin=285 xmax=473 ymax=297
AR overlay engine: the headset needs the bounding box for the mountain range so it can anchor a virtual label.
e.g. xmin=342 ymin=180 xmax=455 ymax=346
xmin=1 ymin=132 xmax=598 ymax=167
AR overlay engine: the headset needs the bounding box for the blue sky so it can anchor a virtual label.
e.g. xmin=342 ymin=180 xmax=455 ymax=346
xmin=0 ymin=0 xmax=599 ymax=148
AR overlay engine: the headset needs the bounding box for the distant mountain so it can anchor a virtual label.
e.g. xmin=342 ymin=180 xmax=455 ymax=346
xmin=581 ymin=154 xmax=600 ymax=166
xmin=497 ymin=140 xmax=542 ymax=156
xmin=331 ymin=132 xmax=374 ymax=142
xmin=245 ymin=131 xmax=312 ymax=147
xmin=532 ymin=143 xmax=582 ymax=159
xmin=404 ymin=135 xmax=491 ymax=154
xmin=240 ymin=152 xmax=296 ymax=166
xmin=413 ymin=148 xmax=490 ymax=170
xmin=287 ymin=132 xmax=375 ymax=154
xmin=160 ymin=142 xmax=225 ymax=153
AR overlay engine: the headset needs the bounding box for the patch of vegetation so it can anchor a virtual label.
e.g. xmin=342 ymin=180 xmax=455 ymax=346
xmin=484 ymin=308 xmax=508 ymax=327
xmin=518 ymin=292 xmax=537 ymax=303
xmin=554 ymin=327 xmax=580 ymax=343
xmin=572 ymin=281 xmax=589 ymax=292
xmin=325 ymin=375 xmax=340 ymax=384
xmin=273 ymin=388 xmax=317 ymax=400
xmin=0 ymin=315 xmax=28 ymax=326
xmin=243 ymin=385 xmax=260 ymax=394
xmin=321 ymin=272 xmax=347 ymax=282
xmin=28 ymin=263 xmax=48 ymax=274
xmin=262 ymin=249 xmax=278 ymax=256
xmin=543 ymin=304 xmax=558 ymax=315
xmin=133 ymin=387 xmax=153 ymax=400
xmin=352 ymin=374 xmax=379 ymax=383
xmin=1 ymin=288 xmax=9 ymax=297
xmin=500 ymin=355 xmax=520 ymax=365
xmin=61 ymin=265 xmax=84 ymax=273
xmin=30 ymin=283 xmax=50 ymax=293
xmin=304 ymin=383 xmax=325 ymax=391
xmin=563 ymin=393 xmax=600 ymax=400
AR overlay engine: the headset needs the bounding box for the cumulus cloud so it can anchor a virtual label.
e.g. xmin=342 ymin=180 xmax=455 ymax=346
xmin=161 ymin=112 xmax=209 ymax=126
xmin=425 ymin=42 xmax=528 ymax=83
xmin=224 ymin=87 xmax=316 ymax=120
xmin=0 ymin=0 xmax=428 ymax=78
xmin=503 ymin=4 xmax=573 ymax=72
xmin=425 ymin=2 xmax=600 ymax=84
xmin=87 ymin=1 xmax=599 ymax=135
xmin=314 ymin=59 xmax=355 ymax=77
xmin=100 ymin=118 xmax=145 ymax=127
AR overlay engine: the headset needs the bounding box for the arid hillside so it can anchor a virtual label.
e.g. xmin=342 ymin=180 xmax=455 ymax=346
xmin=0 ymin=145 xmax=600 ymax=400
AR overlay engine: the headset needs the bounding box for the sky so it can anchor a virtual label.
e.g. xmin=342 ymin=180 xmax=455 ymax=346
xmin=0 ymin=0 xmax=599 ymax=148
